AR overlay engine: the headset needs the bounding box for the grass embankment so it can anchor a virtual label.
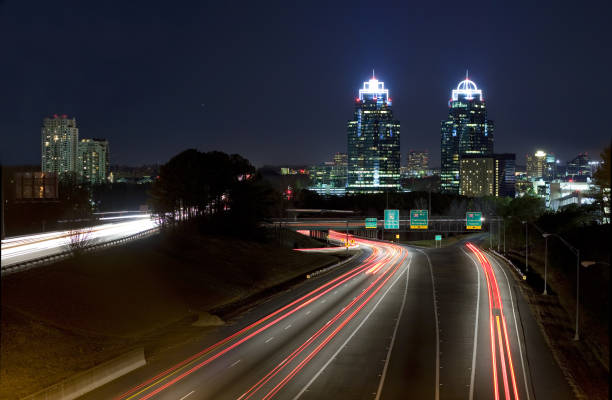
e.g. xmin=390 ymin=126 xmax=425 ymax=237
xmin=505 ymin=251 xmax=609 ymax=400
xmin=0 ymin=228 xmax=339 ymax=399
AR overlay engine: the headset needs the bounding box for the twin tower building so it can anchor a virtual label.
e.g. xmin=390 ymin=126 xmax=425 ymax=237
xmin=347 ymin=73 xmax=505 ymax=195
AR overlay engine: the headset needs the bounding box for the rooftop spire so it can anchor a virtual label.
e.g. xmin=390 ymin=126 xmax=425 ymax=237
xmin=372 ymin=68 xmax=375 ymax=79
xmin=466 ymin=68 xmax=469 ymax=80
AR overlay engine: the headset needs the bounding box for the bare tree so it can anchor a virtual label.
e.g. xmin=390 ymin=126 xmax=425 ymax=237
xmin=68 ymin=227 xmax=94 ymax=256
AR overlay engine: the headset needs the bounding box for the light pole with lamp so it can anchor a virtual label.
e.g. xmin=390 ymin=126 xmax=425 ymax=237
xmin=544 ymin=233 xmax=581 ymax=341
xmin=542 ymin=233 xmax=550 ymax=295
xmin=521 ymin=220 xmax=528 ymax=272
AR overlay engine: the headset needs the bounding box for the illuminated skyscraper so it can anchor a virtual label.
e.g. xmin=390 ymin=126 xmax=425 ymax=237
xmin=41 ymin=114 xmax=79 ymax=179
xmin=441 ymin=74 xmax=494 ymax=193
xmin=347 ymin=74 xmax=400 ymax=193
xmin=526 ymin=150 xmax=547 ymax=179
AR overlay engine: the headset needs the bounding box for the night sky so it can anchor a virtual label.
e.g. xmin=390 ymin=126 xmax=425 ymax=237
xmin=1 ymin=1 xmax=610 ymax=168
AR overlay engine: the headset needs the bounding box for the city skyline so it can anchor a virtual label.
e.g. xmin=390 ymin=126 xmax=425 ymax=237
xmin=1 ymin=1 xmax=610 ymax=168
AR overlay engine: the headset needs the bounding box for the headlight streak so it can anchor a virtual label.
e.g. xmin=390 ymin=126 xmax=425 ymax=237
xmin=466 ymin=242 xmax=520 ymax=400
xmin=115 ymin=237 xmax=389 ymax=400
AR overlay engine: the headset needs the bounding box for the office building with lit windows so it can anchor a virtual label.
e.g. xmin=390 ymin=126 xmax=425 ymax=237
xmin=526 ymin=150 xmax=547 ymax=179
xmin=406 ymin=150 xmax=429 ymax=177
xmin=308 ymin=152 xmax=348 ymax=196
xmin=41 ymin=114 xmax=79 ymax=179
xmin=347 ymin=74 xmax=400 ymax=193
xmin=441 ymin=75 xmax=494 ymax=193
xmin=460 ymin=153 xmax=515 ymax=198
xmin=77 ymin=138 xmax=109 ymax=185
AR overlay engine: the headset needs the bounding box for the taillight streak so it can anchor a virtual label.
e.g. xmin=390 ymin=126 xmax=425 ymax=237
xmin=239 ymin=249 xmax=408 ymax=399
xmin=261 ymin=255 xmax=406 ymax=400
xmin=123 ymin=238 xmax=392 ymax=400
xmin=117 ymin=240 xmax=383 ymax=400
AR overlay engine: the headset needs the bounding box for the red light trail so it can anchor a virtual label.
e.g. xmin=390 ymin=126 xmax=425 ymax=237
xmin=466 ymin=242 xmax=520 ymax=400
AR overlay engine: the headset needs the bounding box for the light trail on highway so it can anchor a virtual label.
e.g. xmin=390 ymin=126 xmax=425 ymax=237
xmin=1 ymin=215 xmax=157 ymax=267
xmin=109 ymin=232 xmax=409 ymax=400
xmin=466 ymin=242 xmax=520 ymax=400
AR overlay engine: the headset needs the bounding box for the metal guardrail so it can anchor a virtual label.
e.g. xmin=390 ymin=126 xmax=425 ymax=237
xmin=1 ymin=227 xmax=160 ymax=276
xmin=489 ymin=249 xmax=527 ymax=281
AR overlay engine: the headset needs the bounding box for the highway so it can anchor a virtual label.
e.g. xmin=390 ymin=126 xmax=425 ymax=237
xmin=82 ymin=232 xmax=573 ymax=400
xmin=1 ymin=215 xmax=157 ymax=268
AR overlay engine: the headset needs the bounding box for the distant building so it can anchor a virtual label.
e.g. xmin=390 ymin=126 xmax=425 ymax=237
xmin=441 ymin=74 xmax=494 ymax=193
xmin=566 ymin=153 xmax=592 ymax=178
xmin=308 ymin=152 xmax=348 ymax=196
xmin=331 ymin=152 xmax=348 ymax=188
xmin=41 ymin=114 xmax=79 ymax=179
xmin=526 ymin=150 xmax=547 ymax=179
xmin=77 ymin=138 xmax=109 ymax=185
xmin=460 ymin=156 xmax=494 ymax=197
xmin=406 ymin=150 xmax=429 ymax=177
xmin=347 ymin=74 xmax=401 ymax=193
xmin=549 ymin=180 xmax=597 ymax=210
xmin=460 ymin=153 xmax=516 ymax=197
xmin=494 ymin=153 xmax=516 ymax=197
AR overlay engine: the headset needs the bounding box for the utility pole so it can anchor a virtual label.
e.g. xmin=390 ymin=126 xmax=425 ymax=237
xmin=503 ymin=220 xmax=506 ymax=253
xmin=574 ymin=248 xmax=580 ymax=341
xmin=346 ymin=220 xmax=349 ymax=252
xmin=543 ymin=234 xmax=548 ymax=295
xmin=522 ymin=221 xmax=529 ymax=273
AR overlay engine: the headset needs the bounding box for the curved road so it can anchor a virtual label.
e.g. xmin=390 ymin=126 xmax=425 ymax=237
xmin=82 ymin=233 xmax=573 ymax=400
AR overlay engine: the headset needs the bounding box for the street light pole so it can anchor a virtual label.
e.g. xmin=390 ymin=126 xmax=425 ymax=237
xmin=543 ymin=234 xmax=549 ymax=295
xmin=503 ymin=220 xmax=506 ymax=253
xmin=545 ymin=233 xmax=581 ymax=340
xmin=574 ymin=248 xmax=580 ymax=341
xmin=522 ymin=221 xmax=529 ymax=273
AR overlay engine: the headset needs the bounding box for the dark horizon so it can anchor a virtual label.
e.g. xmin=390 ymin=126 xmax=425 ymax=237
xmin=1 ymin=1 xmax=610 ymax=168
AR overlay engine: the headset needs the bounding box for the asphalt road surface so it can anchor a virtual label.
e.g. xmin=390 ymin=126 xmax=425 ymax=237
xmin=82 ymin=232 xmax=573 ymax=400
xmin=1 ymin=216 xmax=157 ymax=268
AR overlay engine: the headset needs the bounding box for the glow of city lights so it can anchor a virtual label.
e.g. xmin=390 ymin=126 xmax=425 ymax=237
xmin=451 ymin=78 xmax=483 ymax=101
xmin=359 ymin=77 xmax=389 ymax=101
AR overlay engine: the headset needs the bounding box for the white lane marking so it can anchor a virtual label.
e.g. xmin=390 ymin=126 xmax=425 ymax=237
xmin=414 ymin=248 xmax=440 ymax=400
xmin=462 ymin=248 xmax=481 ymax=400
xmin=305 ymin=310 xmax=311 ymax=315
xmin=229 ymin=359 xmax=241 ymax=368
xmin=333 ymin=290 xmax=338 ymax=294
xmin=488 ymin=253 xmax=532 ymax=400
xmin=265 ymin=337 xmax=274 ymax=343
xmin=179 ymin=390 xmax=195 ymax=400
xmin=321 ymin=299 xmax=326 ymax=303
xmin=375 ymin=254 xmax=412 ymax=400
xmin=284 ymin=324 xmax=292 ymax=330
xmin=293 ymin=253 xmax=413 ymax=400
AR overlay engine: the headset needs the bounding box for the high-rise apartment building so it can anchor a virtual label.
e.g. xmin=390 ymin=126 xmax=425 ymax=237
xmin=441 ymin=75 xmax=494 ymax=193
xmin=460 ymin=153 xmax=515 ymax=197
xmin=406 ymin=150 xmax=429 ymax=177
xmin=77 ymin=138 xmax=109 ymax=185
xmin=347 ymin=74 xmax=400 ymax=193
xmin=41 ymin=114 xmax=79 ymax=179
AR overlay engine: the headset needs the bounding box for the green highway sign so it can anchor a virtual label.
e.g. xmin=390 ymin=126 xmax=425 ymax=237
xmin=435 ymin=235 xmax=442 ymax=241
xmin=410 ymin=209 xmax=428 ymax=229
xmin=466 ymin=212 xmax=482 ymax=230
xmin=384 ymin=209 xmax=400 ymax=229
xmin=365 ymin=218 xmax=377 ymax=229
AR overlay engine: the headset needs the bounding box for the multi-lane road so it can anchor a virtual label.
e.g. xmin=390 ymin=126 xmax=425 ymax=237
xmin=1 ymin=214 xmax=157 ymax=268
xmin=78 ymin=231 xmax=573 ymax=400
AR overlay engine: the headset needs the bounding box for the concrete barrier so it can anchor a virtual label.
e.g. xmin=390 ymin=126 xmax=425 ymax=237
xmin=22 ymin=348 xmax=146 ymax=400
